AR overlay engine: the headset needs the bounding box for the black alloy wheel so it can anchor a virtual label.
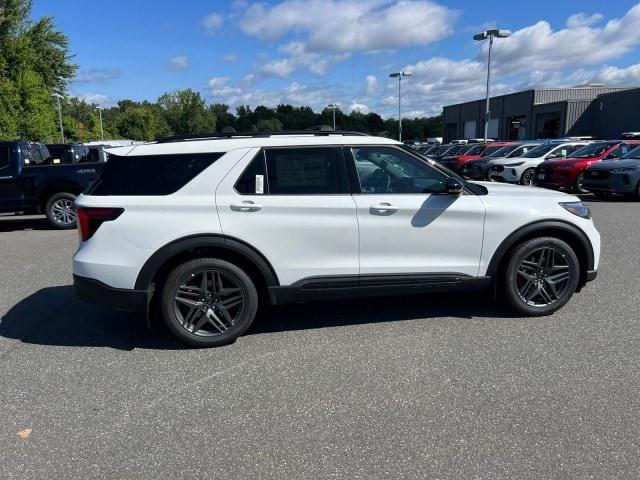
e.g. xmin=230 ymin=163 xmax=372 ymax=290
xmin=502 ymin=237 xmax=580 ymax=316
xmin=161 ymin=258 xmax=258 ymax=347
xmin=520 ymin=168 xmax=536 ymax=186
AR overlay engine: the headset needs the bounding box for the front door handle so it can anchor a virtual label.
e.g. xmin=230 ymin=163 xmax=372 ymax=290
xmin=230 ymin=201 xmax=262 ymax=212
xmin=0 ymin=176 xmax=14 ymax=180
xmin=370 ymin=202 xmax=398 ymax=214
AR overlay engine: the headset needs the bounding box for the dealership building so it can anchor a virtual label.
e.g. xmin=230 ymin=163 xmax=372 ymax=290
xmin=442 ymin=85 xmax=640 ymax=142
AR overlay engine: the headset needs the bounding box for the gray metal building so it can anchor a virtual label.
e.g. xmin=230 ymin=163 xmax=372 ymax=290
xmin=442 ymin=85 xmax=639 ymax=142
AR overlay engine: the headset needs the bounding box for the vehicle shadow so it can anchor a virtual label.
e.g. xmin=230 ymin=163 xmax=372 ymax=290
xmin=0 ymin=285 xmax=512 ymax=350
xmin=0 ymin=215 xmax=54 ymax=232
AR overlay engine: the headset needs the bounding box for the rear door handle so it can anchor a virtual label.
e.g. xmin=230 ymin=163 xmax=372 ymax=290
xmin=230 ymin=201 xmax=262 ymax=212
xmin=0 ymin=176 xmax=13 ymax=180
xmin=370 ymin=202 xmax=398 ymax=214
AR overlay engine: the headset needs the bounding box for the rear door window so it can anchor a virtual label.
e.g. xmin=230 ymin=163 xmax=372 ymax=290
xmin=263 ymin=147 xmax=347 ymax=195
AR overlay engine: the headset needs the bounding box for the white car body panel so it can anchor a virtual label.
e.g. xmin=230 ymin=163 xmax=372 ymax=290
xmin=215 ymin=148 xmax=359 ymax=285
xmin=72 ymin=134 xmax=600 ymax=295
xmin=353 ymin=193 xmax=485 ymax=276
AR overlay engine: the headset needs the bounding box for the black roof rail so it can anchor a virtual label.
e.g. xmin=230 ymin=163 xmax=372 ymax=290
xmin=155 ymin=129 xmax=368 ymax=143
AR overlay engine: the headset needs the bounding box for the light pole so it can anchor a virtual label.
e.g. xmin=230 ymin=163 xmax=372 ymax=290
xmin=327 ymin=103 xmax=340 ymax=130
xmin=53 ymin=93 xmax=65 ymax=143
xmin=96 ymin=106 xmax=104 ymax=141
xmin=389 ymin=72 xmax=411 ymax=142
xmin=473 ymin=28 xmax=511 ymax=142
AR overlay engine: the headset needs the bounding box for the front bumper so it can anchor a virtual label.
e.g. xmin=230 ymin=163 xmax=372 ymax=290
xmin=73 ymin=274 xmax=148 ymax=313
xmin=581 ymin=171 xmax=637 ymax=194
xmin=461 ymin=162 xmax=490 ymax=180
xmin=489 ymin=166 xmax=520 ymax=183
xmin=535 ymin=166 xmax=578 ymax=189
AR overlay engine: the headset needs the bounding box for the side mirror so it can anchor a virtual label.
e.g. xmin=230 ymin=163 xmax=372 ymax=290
xmin=446 ymin=177 xmax=464 ymax=194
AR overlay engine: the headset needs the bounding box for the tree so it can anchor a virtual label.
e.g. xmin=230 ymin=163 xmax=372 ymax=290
xmin=117 ymin=106 xmax=160 ymax=141
xmin=158 ymin=89 xmax=214 ymax=135
xmin=0 ymin=0 xmax=76 ymax=140
xmin=256 ymin=118 xmax=283 ymax=131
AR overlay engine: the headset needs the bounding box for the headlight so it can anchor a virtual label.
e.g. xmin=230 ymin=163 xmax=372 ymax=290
xmin=559 ymin=202 xmax=591 ymax=219
xmin=611 ymin=166 xmax=638 ymax=172
xmin=558 ymin=163 xmax=576 ymax=169
xmin=505 ymin=161 xmax=524 ymax=167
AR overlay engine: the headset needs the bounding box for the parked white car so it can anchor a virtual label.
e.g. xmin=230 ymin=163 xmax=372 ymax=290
xmin=73 ymin=131 xmax=600 ymax=347
xmin=489 ymin=142 xmax=589 ymax=184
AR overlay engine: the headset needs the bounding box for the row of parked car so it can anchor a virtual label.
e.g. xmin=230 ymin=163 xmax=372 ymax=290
xmin=415 ymin=138 xmax=640 ymax=199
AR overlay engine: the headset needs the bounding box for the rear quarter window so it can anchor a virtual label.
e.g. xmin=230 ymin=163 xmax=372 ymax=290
xmin=87 ymin=152 xmax=223 ymax=196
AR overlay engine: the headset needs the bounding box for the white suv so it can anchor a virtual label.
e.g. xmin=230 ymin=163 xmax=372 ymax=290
xmin=73 ymin=131 xmax=600 ymax=347
xmin=489 ymin=142 xmax=589 ymax=185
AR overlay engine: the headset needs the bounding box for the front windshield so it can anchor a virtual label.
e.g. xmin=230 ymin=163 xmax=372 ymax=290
xmin=622 ymin=145 xmax=640 ymax=159
xmin=488 ymin=144 xmax=518 ymax=157
xmin=508 ymin=144 xmax=537 ymax=158
xmin=523 ymin=144 xmax=556 ymax=158
xmin=481 ymin=146 xmax=503 ymax=157
xmin=571 ymin=142 xmax=616 ymax=158
xmin=465 ymin=145 xmax=485 ymax=156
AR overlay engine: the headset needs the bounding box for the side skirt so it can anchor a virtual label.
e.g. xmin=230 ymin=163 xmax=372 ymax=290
xmin=268 ymin=273 xmax=493 ymax=305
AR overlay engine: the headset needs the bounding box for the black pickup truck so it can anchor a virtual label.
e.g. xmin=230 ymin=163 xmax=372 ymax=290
xmin=0 ymin=140 xmax=104 ymax=229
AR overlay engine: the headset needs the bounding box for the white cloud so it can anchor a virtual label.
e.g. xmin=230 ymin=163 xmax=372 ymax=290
xmin=487 ymin=4 xmax=640 ymax=75
xmin=168 ymin=55 xmax=189 ymax=71
xmin=202 ymin=12 xmax=223 ymax=34
xmin=566 ymin=12 xmax=603 ymax=28
xmin=257 ymin=42 xmax=350 ymax=78
xmin=240 ymin=0 xmax=458 ymax=52
xmin=73 ymin=92 xmax=114 ymax=107
xmin=206 ymin=77 xmax=348 ymax=112
xmin=74 ymin=67 xmax=122 ymax=84
xmin=591 ymin=63 xmax=640 ymax=85
xmin=347 ymin=102 xmax=370 ymax=114
xmin=365 ymin=75 xmax=378 ymax=95
xmin=222 ymin=54 xmax=238 ymax=63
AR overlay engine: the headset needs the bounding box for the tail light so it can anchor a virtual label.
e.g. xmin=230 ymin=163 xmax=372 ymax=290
xmin=77 ymin=207 xmax=124 ymax=242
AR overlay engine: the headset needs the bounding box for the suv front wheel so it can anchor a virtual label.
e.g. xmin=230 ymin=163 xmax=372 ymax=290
xmin=161 ymin=258 xmax=259 ymax=347
xmin=502 ymin=237 xmax=580 ymax=316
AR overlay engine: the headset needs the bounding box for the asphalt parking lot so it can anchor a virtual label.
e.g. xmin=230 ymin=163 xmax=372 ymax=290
xmin=1 ymin=197 xmax=639 ymax=479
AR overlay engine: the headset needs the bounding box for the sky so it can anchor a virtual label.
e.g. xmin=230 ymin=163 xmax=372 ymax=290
xmin=32 ymin=0 xmax=640 ymax=118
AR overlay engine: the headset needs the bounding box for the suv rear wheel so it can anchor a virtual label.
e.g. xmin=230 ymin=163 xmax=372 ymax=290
xmin=502 ymin=237 xmax=579 ymax=316
xmin=161 ymin=258 xmax=259 ymax=347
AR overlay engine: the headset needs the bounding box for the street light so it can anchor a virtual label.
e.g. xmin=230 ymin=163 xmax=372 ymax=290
xmin=473 ymin=28 xmax=511 ymax=142
xmin=53 ymin=93 xmax=65 ymax=143
xmin=327 ymin=103 xmax=341 ymax=130
xmin=96 ymin=106 xmax=104 ymax=141
xmin=389 ymin=72 xmax=411 ymax=142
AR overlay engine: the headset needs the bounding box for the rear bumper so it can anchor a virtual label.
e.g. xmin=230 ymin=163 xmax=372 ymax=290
xmin=73 ymin=274 xmax=148 ymax=313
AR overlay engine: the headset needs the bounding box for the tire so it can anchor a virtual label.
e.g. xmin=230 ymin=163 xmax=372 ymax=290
xmin=501 ymin=237 xmax=580 ymax=316
xmin=45 ymin=192 xmax=77 ymax=229
xmin=520 ymin=168 xmax=536 ymax=186
xmin=574 ymin=172 xmax=589 ymax=194
xmin=161 ymin=258 xmax=259 ymax=347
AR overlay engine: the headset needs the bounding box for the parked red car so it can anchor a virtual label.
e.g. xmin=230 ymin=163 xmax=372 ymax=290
xmin=535 ymin=140 xmax=640 ymax=192
xmin=439 ymin=142 xmax=518 ymax=172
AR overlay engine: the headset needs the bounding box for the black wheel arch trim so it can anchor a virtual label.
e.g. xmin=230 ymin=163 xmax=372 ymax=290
xmin=134 ymin=234 xmax=280 ymax=291
xmin=486 ymin=219 xmax=595 ymax=283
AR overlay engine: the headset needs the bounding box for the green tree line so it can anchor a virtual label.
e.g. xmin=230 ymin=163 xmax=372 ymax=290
xmin=0 ymin=0 xmax=442 ymax=143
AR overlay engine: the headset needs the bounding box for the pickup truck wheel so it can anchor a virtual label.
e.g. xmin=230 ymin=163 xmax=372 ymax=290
xmin=161 ymin=258 xmax=259 ymax=348
xmin=45 ymin=192 xmax=77 ymax=229
xmin=502 ymin=237 xmax=580 ymax=316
